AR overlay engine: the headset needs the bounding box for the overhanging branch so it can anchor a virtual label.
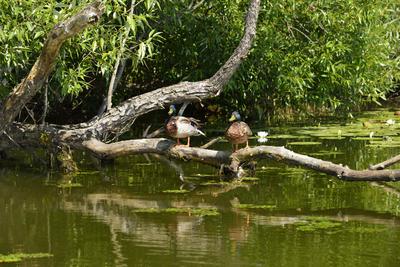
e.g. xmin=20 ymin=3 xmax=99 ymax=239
xmin=69 ymin=0 xmax=261 ymax=138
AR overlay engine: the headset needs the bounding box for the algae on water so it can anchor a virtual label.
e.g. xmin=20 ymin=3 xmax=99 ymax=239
xmin=133 ymin=207 xmax=220 ymax=216
xmin=0 ymin=253 xmax=53 ymax=263
xmin=162 ymin=189 xmax=190 ymax=194
xmin=232 ymin=203 xmax=276 ymax=210
xmin=295 ymin=216 xmax=342 ymax=232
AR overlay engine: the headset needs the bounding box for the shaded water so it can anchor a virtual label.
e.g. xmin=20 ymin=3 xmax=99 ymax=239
xmin=2 ymin=109 xmax=400 ymax=266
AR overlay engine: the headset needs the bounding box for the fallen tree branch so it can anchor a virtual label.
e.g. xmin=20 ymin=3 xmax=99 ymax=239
xmin=82 ymin=138 xmax=400 ymax=181
xmin=231 ymin=146 xmax=400 ymax=181
xmin=82 ymin=138 xmax=230 ymax=168
xmin=0 ymin=1 xmax=104 ymax=133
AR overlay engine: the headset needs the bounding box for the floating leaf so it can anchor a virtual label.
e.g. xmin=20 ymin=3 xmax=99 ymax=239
xmin=0 ymin=253 xmax=53 ymax=263
xmin=162 ymin=189 xmax=190 ymax=194
xmin=288 ymin=141 xmax=322 ymax=146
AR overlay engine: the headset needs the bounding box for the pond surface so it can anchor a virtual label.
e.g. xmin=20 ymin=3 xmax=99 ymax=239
xmin=2 ymin=109 xmax=400 ymax=266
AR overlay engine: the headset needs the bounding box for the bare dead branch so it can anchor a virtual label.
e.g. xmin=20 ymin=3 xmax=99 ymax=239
xmin=231 ymin=146 xmax=400 ymax=181
xmin=82 ymin=138 xmax=400 ymax=181
xmin=145 ymin=127 xmax=165 ymax=138
xmin=201 ymin=137 xmax=222 ymax=149
xmin=369 ymin=155 xmax=400 ymax=170
xmin=106 ymin=1 xmax=135 ymax=111
xmin=82 ymin=138 xmax=230 ymax=167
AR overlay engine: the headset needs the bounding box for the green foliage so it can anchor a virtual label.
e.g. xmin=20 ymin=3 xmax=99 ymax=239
xmin=0 ymin=0 xmax=399 ymax=119
xmin=133 ymin=207 xmax=220 ymax=216
xmin=295 ymin=216 xmax=342 ymax=232
xmin=0 ymin=0 xmax=162 ymax=98
xmin=144 ymin=0 xmax=400 ymax=117
xmin=238 ymin=0 xmax=400 ymax=117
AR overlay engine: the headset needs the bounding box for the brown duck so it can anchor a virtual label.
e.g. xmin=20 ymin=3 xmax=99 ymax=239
xmin=165 ymin=105 xmax=205 ymax=146
xmin=225 ymin=111 xmax=252 ymax=152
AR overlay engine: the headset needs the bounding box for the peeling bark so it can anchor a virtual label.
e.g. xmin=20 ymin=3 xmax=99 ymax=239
xmin=81 ymin=138 xmax=400 ymax=181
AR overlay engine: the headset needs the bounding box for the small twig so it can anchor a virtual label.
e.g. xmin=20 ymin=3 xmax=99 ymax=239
xmin=142 ymin=124 xmax=152 ymax=138
xmin=41 ymin=81 xmax=49 ymax=125
xmin=189 ymin=0 xmax=205 ymax=12
xmin=201 ymin=137 xmax=222 ymax=149
xmin=369 ymin=155 xmax=400 ymax=170
xmin=106 ymin=1 xmax=135 ymax=111
xmin=2 ymin=131 xmax=21 ymax=148
xmin=178 ymin=101 xmax=190 ymax=116
xmin=145 ymin=126 xmax=165 ymax=138
xmin=24 ymin=105 xmax=36 ymax=124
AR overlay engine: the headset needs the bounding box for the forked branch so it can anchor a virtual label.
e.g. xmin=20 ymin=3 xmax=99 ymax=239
xmin=82 ymin=138 xmax=400 ymax=181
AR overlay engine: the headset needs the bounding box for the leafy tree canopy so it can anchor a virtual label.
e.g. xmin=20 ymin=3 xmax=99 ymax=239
xmin=0 ymin=0 xmax=399 ymax=121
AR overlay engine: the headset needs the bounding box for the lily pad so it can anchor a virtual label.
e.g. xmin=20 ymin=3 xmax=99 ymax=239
xmin=267 ymin=134 xmax=311 ymax=139
xmin=133 ymin=207 xmax=219 ymax=216
xmin=76 ymin=171 xmax=100 ymax=175
xmin=200 ymin=181 xmax=231 ymax=186
xmin=57 ymin=183 xmax=83 ymax=188
xmin=287 ymin=141 xmax=322 ymax=146
xmin=0 ymin=253 xmax=53 ymax=263
xmin=309 ymin=151 xmax=344 ymax=156
xmin=232 ymin=203 xmax=276 ymax=210
xmin=317 ymin=136 xmax=346 ymax=140
xmin=162 ymin=189 xmax=190 ymax=194
xmin=295 ymin=216 xmax=342 ymax=232
xmin=240 ymin=177 xmax=260 ymax=181
xmin=351 ymin=137 xmax=382 ymax=141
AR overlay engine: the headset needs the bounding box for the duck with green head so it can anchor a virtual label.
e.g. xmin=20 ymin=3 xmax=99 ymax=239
xmin=165 ymin=105 xmax=205 ymax=146
xmin=225 ymin=111 xmax=252 ymax=152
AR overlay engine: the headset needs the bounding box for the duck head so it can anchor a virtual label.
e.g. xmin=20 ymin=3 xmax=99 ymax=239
xmin=229 ymin=111 xmax=241 ymax=122
xmin=168 ymin=105 xmax=177 ymax=116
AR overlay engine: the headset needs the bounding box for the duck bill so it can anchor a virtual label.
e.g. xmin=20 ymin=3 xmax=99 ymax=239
xmin=229 ymin=114 xmax=236 ymax=122
xmin=168 ymin=108 xmax=174 ymax=116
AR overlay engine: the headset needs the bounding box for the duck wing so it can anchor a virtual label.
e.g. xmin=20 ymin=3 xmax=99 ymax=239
xmin=176 ymin=116 xmax=206 ymax=136
xmin=177 ymin=116 xmax=203 ymax=128
xmin=225 ymin=122 xmax=252 ymax=139
xmin=241 ymin=122 xmax=252 ymax=136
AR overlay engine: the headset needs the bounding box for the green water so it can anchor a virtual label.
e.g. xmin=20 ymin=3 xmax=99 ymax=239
xmin=2 ymin=109 xmax=400 ymax=266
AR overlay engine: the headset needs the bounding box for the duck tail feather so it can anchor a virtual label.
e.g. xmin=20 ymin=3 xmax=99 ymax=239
xmin=197 ymin=129 xmax=206 ymax=136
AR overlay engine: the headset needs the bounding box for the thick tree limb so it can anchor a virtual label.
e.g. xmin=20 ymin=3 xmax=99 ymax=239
xmin=0 ymin=1 xmax=104 ymax=133
xmin=82 ymin=138 xmax=400 ymax=181
xmin=82 ymin=138 xmax=230 ymax=167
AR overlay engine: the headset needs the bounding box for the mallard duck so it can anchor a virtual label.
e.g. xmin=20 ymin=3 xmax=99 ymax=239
xmin=165 ymin=105 xmax=205 ymax=146
xmin=225 ymin=111 xmax=252 ymax=152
